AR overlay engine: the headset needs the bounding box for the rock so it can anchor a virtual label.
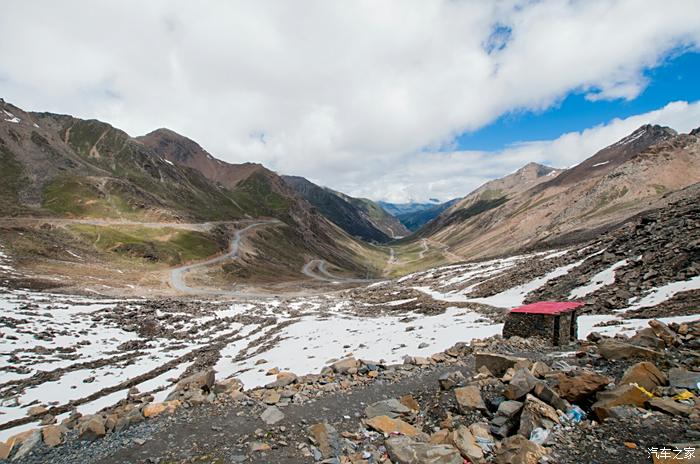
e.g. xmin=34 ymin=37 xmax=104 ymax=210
xmin=418 ymin=342 xmax=430 ymax=349
xmin=12 ymin=430 xmax=41 ymax=460
xmin=249 ymin=441 xmax=271 ymax=452
xmin=265 ymin=372 xmax=297 ymax=388
xmin=255 ymin=359 xmax=267 ymax=365
xmin=668 ymin=367 xmax=700 ymax=389
xmin=430 ymin=429 xmax=451 ymax=444
xmin=385 ymin=435 xmax=463 ymax=464
xmin=27 ymin=405 xmax=47 ymax=417
xmin=497 ymin=400 xmax=523 ymax=418
xmin=174 ymin=369 xmax=215 ymax=392
xmin=260 ymin=406 xmax=284 ymax=425
xmin=533 ymin=382 xmax=569 ymax=412
xmin=308 ymin=422 xmax=340 ymax=459
xmin=475 ymin=352 xmax=527 ymax=377
xmin=494 ymin=435 xmax=548 ymax=464
xmin=266 ymin=367 xmax=279 ymax=376
xmin=454 ymin=385 xmax=487 ymax=412
xmin=399 ymin=394 xmax=420 ymax=412
xmin=530 ymin=361 xmax=550 ymax=378
xmin=78 ymin=416 xmax=106 ymax=441
xmin=364 ymin=398 xmax=411 ymax=419
xmin=504 ymin=368 xmax=537 ymax=400
xmin=213 ymin=378 xmax=244 ymax=395
xmin=263 ymin=390 xmax=281 ymax=405
xmin=647 ymin=397 xmax=693 ymax=416
xmin=557 ymin=371 xmax=612 ymax=403
xmin=449 ymin=425 xmax=483 ymax=462
xmin=366 ymin=415 xmax=419 ymax=437
xmin=648 ymin=319 xmax=680 ymax=346
xmin=517 ymin=394 xmax=560 ymax=438
xmin=629 ymin=328 xmax=666 ymax=350
xmin=598 ymin=339 xmax=661 ymax=360
xmin=619 ymin=362 xmax=668 ymax=391
xmin=41 ymin=425 xmax=65 ymax=447
xmin=438 ymin=371 xmax=466 ymax=390
xmin=592 ymin=384 xmax=650 ymax=420
xmin=0 ymin=430 xmax=37 ymax=460
xmin=331 ymin=357 xmax=360 ymax=374
xmin=143 ymin=400 xmax=180 ymax=418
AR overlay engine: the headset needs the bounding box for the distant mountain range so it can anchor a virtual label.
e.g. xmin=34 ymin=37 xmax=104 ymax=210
xmin=378 ymin=199 xmax=459 ymax=231
xmin=419 ymin=124 xmax=700 ymax=259
xmin=2 ymin=96 xmax=699 ymax=277
xmin=0 ymin=99 xmax=384 ymax=279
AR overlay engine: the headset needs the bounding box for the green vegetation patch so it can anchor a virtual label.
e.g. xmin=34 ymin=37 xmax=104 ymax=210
xmin=0 ymin=145 xmax=26 ymax=215
xmin=68 ymin=224 xmax=224 ymax=265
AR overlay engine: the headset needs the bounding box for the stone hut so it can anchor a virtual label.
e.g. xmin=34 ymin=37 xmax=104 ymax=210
xmin=502 ymin=301 xmax=583 ymax=345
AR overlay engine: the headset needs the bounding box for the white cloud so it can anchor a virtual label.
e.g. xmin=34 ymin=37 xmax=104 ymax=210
xmin=1 ymin=0 xmax=699 ymax=202
xmin=347 ymin=100 xmax=700 ymax=203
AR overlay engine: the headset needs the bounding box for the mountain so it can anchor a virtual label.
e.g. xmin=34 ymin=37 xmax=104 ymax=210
xmin=281 ymin=176 xmax=408 ymax=242
xmin=0 ymin=99 xmax=384 ymax=280
xmin=378 ymin=200 xmax=443 ymax=216
xmin=421 ymin=125 xmax=700 ymax=259
xmin=395 ymin=199 xmax=460 ymax=232
xmin=378 ymin=199 xmax=460 ymax=232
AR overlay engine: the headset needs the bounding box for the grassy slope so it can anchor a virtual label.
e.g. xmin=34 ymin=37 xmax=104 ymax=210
xmin=0 ymin=146 xmax=26 ymax=216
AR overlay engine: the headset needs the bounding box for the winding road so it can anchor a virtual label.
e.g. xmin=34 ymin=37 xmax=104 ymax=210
xmin=170 ymin=221 xmax=276 ymax=295
xmin=301 ymin=259 xmax=374 ymax=284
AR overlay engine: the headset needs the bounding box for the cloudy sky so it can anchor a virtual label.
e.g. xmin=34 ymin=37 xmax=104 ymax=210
xmin=2 ymin=1 xmax=700 ymax=202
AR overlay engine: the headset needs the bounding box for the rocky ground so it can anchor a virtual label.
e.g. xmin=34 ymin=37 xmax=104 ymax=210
xmin=1 ymin=317 xmax=698 ymax=464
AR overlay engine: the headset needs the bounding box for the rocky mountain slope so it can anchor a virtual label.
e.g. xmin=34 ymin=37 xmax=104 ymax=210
xmin=0 ymin=99 xmax=385 ymax=282
xmin=420 ymin=125 xmax=700 ymax=259
xmin=282 ymin=175 xmax=408 ymax=242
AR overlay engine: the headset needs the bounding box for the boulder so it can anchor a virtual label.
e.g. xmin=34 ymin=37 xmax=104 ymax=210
xmin=143 ymin=400 xmax=180 ymax=418
xmin=598 ymin=339 xmax=661 ymax=360
xmin=41 ymin=425 xmax=66 ymax=447
xmin=475 ymin=352 xmax=527 ymax=377
xmin=647 ymin=397 xmax=693 ymax=416
xmin=248 ymin=441 xmax=271 ymax=452
xmin=517 ymin=394 xmax=560 ymax=438
xmin=449 ymin=425 xmax=483 ymax=462
xmin=504 ymin=369 xmax=537 ymax=400
xmin=620 ymin=362 xmax=667 ymax=391
xmin=263 ymin=390 xmax=281 ymax=405
xmin=668 ymin=367 xmax=700 ymax=389
xmin=592 ymin=384 xmax=650 ymax=420
xmin=308 ymin=422 xmax=340 ymax=459
xmin=438 ymin=371 xmax=466 ymax=390
xmin=12 ymin=430 xmax=41 ymax=460
xmin=174 ymin=369 xmax=215 ymax=392
xmin=331 ymin=357 xmax=360 ymax=374
xmin=0 ymin=430 xmax=38 ymax=460
xmin=366 ymin=415 xmax=419 ymax=437
xmin=648 ymin=319 xmax=680 ymax=346
xmin=213 ymin=378 xmax=243 ymax=395
xmin=557 ymin=371 xmax=612 ymax=403
xmin=365 ymin=398 xmax=412 ymax=419
xmin=533 ymin=382 xmax=569 ymax=412
xmin=629 ymin=328 xmax=666 ymax=350
xmin=530 ymin=361 xmax=550 ymax=378
xmin=494 ymin=435 xmax=548 ymax=464
xmin=385 ymin=436 xmax=463 ymax=464
xmin=260 ymin=406 xmax=284 ymax=425
xmin=497 ymin=400 xmax=523 ymax=418
xmin=454 ymin=385 xmax=487 ymax=412
xmin=27 ymin=405 xmax=48 ymax=417
xmin=78 ymin=416 xmax=106 ymax=441
xmin=400 ymin=394 xmax=420 ymax=412
xmin=265 ymin=372 xmax=297 ymax=388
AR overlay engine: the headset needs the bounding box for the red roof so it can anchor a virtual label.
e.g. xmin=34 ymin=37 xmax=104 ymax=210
xmin=510 ymin=301 xmax=583 ymax=315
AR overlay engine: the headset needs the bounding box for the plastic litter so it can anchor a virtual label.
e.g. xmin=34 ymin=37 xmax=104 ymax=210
xmin=530 ymin=427 xmax=550 ymax=445
xmin=565 ymin=405 xmax=586 ymax=423
xmin=673 ymin=390 xmax=694 ymax=401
